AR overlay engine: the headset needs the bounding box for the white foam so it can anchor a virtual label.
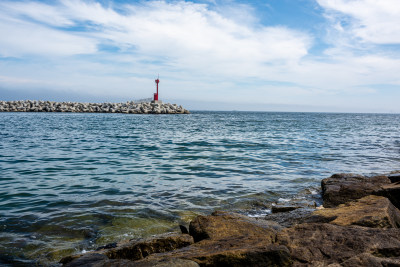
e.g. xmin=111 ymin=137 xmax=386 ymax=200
xmin=310 ymin=189 xmax=318 ymax=195
xmin=246 ymin=209 xmax=272 ymax=218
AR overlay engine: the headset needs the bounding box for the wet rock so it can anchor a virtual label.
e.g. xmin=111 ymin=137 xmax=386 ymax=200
xmin=321 ymin=173 xmax=390 ymax=208
xmin=189 ymin=211 xmax=276 ymax=243
xmin=62 ymin=253 xmax=108 ymax=267
xmin=61 ymin=233 xmax=194 ymax=265
xmin=96 ymin=242 xmax=118 ymax=251
xmin=98 ymin=258 xmax=201 ymax=267
xmin=130 ymin=258 xmax=200 ymax=267
xmin=277 ymin=223 xmax=400 ymax=266
xmin=66 ymin=257 xmax=200 ymax=267
xmin=310 ymin=195 xmax=400 ymax=228
xmin=271 ymin=205 xmax=300 ymax=213
xmin=173 ymin=244 xmax=292 ymax=267
xmin=265 ymin=207 xmax=315 ymax=228
xmin=143 ymin=238 xmax=291 ymax=267
xmin=177 ymin=211 xmax=291 ymax=266
xmin=104 ymin=233 xmax=194 ymax=260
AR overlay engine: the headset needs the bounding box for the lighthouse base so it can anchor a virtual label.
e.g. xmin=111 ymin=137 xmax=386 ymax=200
xmin=151 ymin=100 xmax=163 ymax=104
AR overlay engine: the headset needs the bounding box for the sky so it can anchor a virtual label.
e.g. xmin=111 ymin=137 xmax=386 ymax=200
xmin=0 ymin=0 xmax=400 ymax=112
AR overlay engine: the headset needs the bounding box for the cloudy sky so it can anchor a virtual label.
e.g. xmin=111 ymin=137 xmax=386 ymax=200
xmin=0 ymin=0 xmax=399 ymax=112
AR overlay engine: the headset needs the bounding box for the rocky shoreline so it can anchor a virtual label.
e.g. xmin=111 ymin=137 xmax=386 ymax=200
xmin=61 ymin=172 xmax=400 ymax=267
xmin=0 ymin=100 xmax=190 ymax=114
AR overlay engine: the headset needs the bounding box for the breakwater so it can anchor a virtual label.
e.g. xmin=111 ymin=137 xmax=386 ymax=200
xmin=0 ymin=100 xmax=190 ymax=114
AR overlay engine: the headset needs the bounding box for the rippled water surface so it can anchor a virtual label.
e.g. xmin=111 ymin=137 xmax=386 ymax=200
xmin=1 ymin=111 xmax=399 ymax=265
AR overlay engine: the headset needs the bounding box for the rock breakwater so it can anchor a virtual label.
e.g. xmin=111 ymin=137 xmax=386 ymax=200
xmin=61 ymin=171 xmax=400 ymax=266
xmin=0 ymin=100 xmax=190 ymax=114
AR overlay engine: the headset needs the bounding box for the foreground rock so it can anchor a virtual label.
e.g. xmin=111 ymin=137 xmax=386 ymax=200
xmin=277 ymin=223 xmax=400 ymax=266
xmin=63 ymin=255 xmax=199 ymax=267
xmin=61 ymin=233 xmax=194 ymax=266
xmin=311 ymin=195 xmax=400 ymax=228
xmin=188 ymin=211 xmax=278 ymax=242
xmin=322 ymin=173 xmax=400 ymax=210
xmin=0 ymin=100 xmax=190 ymax=114
xmin=321 ymin=173 xmax=388 ymax=207
xmin=375 ymin=182 xmax=400 ymax=210
xmin=134 ymin=211 xmax=291 ymax=267
xmin=62 ymin=172 xmax=400 ymax=266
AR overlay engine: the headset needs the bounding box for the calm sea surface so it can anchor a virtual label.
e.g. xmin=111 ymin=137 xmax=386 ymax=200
xmin=1 ymin=111 xmax=399 ymax=265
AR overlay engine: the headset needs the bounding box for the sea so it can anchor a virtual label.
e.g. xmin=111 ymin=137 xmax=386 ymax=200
xmin=0 ymin=111 xmax=399 ymax=266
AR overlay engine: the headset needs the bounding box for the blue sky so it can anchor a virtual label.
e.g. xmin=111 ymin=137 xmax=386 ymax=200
xmin=0 ymin=0 xmax=399 ymax=112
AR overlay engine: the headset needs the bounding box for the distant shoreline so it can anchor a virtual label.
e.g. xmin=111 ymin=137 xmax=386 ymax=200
xmin=0 ymin=100 xmax=190 ymax=114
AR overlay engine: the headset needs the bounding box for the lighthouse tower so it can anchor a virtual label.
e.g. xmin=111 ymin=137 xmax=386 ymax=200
xmin=152 ymin=75 xmax=162 ymax=103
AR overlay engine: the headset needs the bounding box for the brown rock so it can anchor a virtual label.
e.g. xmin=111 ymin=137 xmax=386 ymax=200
xmin=63 ymin=253 xmax=109 ymax=267
xmin=104 ymin=233 xmax=194 ymax=260
xmin=388 ymin=172 xmax=400 ymax=183
xmin=61 ymin=233 xmax=194 ymax=266
xmin=64 ymin=256 xmax=199 ymax=267
xmin=375 ymin=183 xmax=400 ymax=210
xmin=310 ymin=195 xmax=400 ymax=228
xmin=144 ymin=241 xmax=292 ymax=267
xmin=185 ymin=244 xmax=292 ymax=267
xmin=189 ymin=211 xmax=276 ymax=243
xmin=277 ymin=223 xmax=400 ymax=266
xmin=321 ymin=173 xmax=390 ymax=208
xmin=265 ymin=207 xmax=316 ymax=228
xmin=271 ymin=206 xmax=300 ymax=213
xmin=102 ymin=258 xmax=200 ymax=267
xmin=340 ymin=253 xmax=400 ymax=267
xmin=141 ymin=211 xmax=291 ymax=266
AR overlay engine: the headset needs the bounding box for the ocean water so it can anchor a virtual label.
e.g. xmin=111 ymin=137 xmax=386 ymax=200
xmin=0 ymin=111 xmax=399 ymax=266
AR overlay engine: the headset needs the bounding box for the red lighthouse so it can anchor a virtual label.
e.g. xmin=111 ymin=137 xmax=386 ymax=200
xmin=154 ymin=75 xmax=159 ymax=101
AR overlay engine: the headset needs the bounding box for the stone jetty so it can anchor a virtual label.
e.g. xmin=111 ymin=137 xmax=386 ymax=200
xmin=0 ymin=100 xmax=190 ymax=114
xmin=61 ymin=171 xmax=400 ymax=267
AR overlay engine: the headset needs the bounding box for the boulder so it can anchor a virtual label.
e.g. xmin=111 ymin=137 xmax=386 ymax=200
xmin=166 ymin=211 xmax=292 ymax=266
xmin=375 ymin=183 xmax=400 ymax=210
xmin=62 ymin=253 xmax=108 ymax=267
xmin=321 ymin=173 xmax=390 ymax=208
xmin=265 ymin=207 xmax=315 ymax=228
xmin=61 ymin=233 xmax=194 ymax=265
xmin=271 ymin=205 xmax=300 ymax=213
xmin=189 ymin=211 xmax=276 ymax=243
xmin=104 ymin=233 xmax=193 ymax=260
xmin=65 ymin=256 xmax=199 ymax=267
xmin=388 ymin=172 xmax=400 ymax=183
xmin=127 ymin=211 xmax=291 ymax=266
xmin=340 ymin=253 xmax=400 ymax=267
xmin=277 ymin=223 xmax=400 ymax=266
xmin=142 ymin=238 xmax=291 ymax=267
xmin=310 ymin=195 xmax=400 ymax=228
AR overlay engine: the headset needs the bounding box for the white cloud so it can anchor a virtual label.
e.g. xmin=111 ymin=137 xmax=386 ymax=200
xmin=0 ymin=0 xmax=311 ymax=71
xmin=0 ymin=1 xmax=74 ymax=27
xmin=0 ymin=0 xmax=399 ymax=112
xmin=317 ymin=0 xmax=400 ymax=44
xmin=0 ymin=3 xmax=97 ymax=57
